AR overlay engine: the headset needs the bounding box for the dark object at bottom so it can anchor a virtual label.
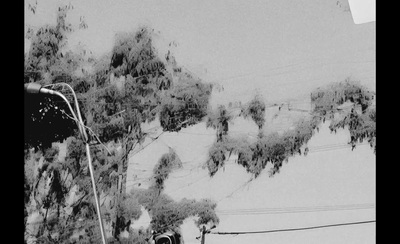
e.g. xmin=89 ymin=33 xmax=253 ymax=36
xmin=154 ymin=231 xmax=181 ymax=244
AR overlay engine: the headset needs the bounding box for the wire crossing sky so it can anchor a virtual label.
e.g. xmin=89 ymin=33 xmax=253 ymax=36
xmin=209 ymin=220 xmax=376 ymax=235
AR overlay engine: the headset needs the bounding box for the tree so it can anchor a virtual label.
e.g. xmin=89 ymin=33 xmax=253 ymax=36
xmin=205 ymin=78 xmax=376 ymax=178
xmin=25 ymin=11 xmax=214 ymax=243
xmin=110 ymin=27 xmax=169 ymax=83
xmin=241 ymin=94 xmax=266 ymax=129
xmin=159 ymin=74 xmax=213 ymax=132
xmin=311 ymin=78 xmax=376 ymax=152
xmin=24 ymin=3 xmax=91 ymax=152
xmin=150 ymin=148 xmax=183 ymax=195
xmin=206 ymin=105 xmax=232 ymax=142
xmin=128 ymin=149 xmax=219 ymax=240
xmin=80 ymin=27 xmax=173 ymax=240
xmin=25 ymin=3 xmax=77 ymax=81
xmin=79 ymin=26 xmax=214 ymax=240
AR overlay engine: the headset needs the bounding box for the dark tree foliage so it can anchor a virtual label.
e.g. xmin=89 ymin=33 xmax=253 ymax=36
xmin=130 ymin=188 xmax=219 ymax=235
xmin=25 ymin=4 xmax=75 ymax=82
xmin=207 ymin=142 xmax=227 ymax=177
xmin=91 ymin=54 xmax=112 ymax=88
xmin=241 ymin=94 xmax=266 ymax=129
xmin=329 ymin=107 xmax=376 ymax=153
xmin=159 ymin=75 xmax=213 ymax=131
xmin=150 ymin=149 xmax=183 ymax=193
xmin=109 ymin=27 xmax=172 ymax=98
xmin=83 ymin=27 xmax=175 ymax=143
xmin=207 ymin=79 xmax=375 ymax=178
xmin=206 ymin=136 xmax=248 ymax=177
xmin=109 ymin=194 xmax=143 ymax=239
xmin=25 ymin=25 xmax=65 ymax=75
xmin=84 ymin=84 xmax=135 ymax=142
xmin=311 ymin=79 xmax=374 ymax=118
xmin=311 ymin=79 xmax=376 ymax=152
xmin=24 ymin=5 xmax=87 ymax=152
xmin=25 ymin=9 xmax=213 ymax=242
xmin=150 ymin=197 xmax=218 ymax=234
xmin=207 ymin=119 xmax=315 ymax=178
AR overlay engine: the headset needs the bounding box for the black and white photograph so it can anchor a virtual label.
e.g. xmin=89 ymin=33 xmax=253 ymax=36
xmin=24 ymin=0 xmax=376 ymax=243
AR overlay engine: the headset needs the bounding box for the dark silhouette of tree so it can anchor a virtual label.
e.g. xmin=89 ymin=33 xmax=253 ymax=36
xmin=241 ymin=94 xmax=266 ymax=130
xmin=159 ymin=75 xmax=213 ymax=132
xmin=206 ymin=79 xmax=375 ymax=178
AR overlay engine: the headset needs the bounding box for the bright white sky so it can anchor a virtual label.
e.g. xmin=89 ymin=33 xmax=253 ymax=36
xmin=25 ymin=0 xmax=375 ymax=104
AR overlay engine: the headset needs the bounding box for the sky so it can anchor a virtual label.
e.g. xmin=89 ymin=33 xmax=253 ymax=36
xmin=25 ymin=0 xmax=375 ymax=105
xmin=25 ymin=0 xmax=375 ymax=243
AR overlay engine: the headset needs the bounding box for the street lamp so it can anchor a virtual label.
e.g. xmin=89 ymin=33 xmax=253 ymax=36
xmin=25 ymin=83 xmax=107 ymax=244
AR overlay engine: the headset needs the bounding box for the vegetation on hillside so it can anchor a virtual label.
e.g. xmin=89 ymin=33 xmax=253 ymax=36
xmin=206 ymin=79 xmax=375 ymax=178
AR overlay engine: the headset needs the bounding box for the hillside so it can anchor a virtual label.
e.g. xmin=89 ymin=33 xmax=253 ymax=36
xmin=126 ymin=112 xmax=375 ymax=243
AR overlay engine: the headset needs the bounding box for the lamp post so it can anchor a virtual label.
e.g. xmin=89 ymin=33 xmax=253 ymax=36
xmin=25 ymin=83 xmax=107 ymax=244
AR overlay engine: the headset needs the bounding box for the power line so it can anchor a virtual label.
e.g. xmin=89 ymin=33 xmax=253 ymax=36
xmin=216 ymin=203 xmax=375 ymax=216
xmin=309 ymin=142 xmax=370 ymax=154
xmin=209 ymin=220 xmax=375 ymax=235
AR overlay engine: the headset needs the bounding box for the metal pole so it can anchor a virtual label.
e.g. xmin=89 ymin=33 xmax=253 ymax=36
xmin=201 ymin=226 xmax=206 ymax=244
xmin=25 ymin=83 xmax=107 ymax=243
xmin=53 ymin=86 xmax=107 ymax=244
xmin=59 ymin=83 xmax=107 ymax=244
xmin=86 ymin=143 xmax=107 ymax=244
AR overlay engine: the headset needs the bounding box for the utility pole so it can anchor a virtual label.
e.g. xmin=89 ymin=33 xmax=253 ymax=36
xmin=200 ymin=226 xmax=206 ymax=244
xmin=199 ymin=225 xmax=216 ymax=244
